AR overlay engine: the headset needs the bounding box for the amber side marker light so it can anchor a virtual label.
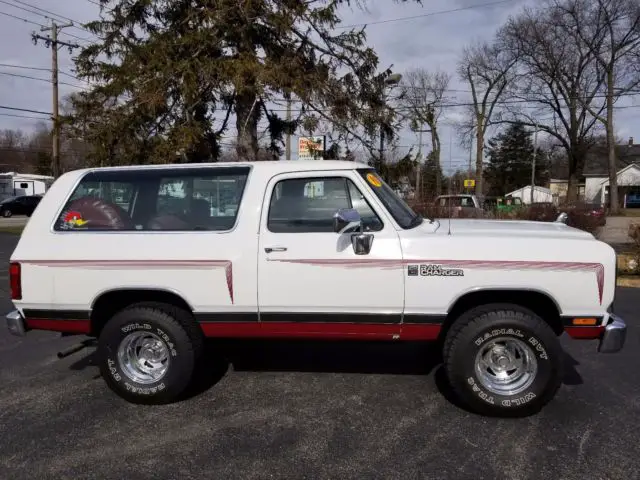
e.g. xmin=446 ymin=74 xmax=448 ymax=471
xmin=572 ymin=318 xmax=598 ymax=326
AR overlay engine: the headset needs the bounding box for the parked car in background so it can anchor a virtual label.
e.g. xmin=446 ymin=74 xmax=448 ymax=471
xmin=434 ymin=194 xmax=484 ymax=218
xmin=483 ymin=196 xmax=524 ymax=214
xmin=561 ymin=203 xmax=607 ymax=228
xmin=624 ymin=193 xmax=640 ymax=208
xmin=0 ymin=195 xmax=42 ymax=217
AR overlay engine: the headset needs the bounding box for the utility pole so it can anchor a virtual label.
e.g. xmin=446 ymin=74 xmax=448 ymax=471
xmin=415 ymin=128 xmax=423 ymax=200
xmin=468 ymin=134 xmax=473 ymax=193
xmin=32 ymin=21 xmax=79 ymax=178
xmin=530 ymin=126 xmax=539 ymax=205
xmin=285 ymin=95 xmax=292 ymax=160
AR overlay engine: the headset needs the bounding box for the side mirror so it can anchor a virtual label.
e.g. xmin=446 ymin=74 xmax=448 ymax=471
xmin=333 ymin=208 xmax=374 ymax=255
xmin=333 ymin=208 xmax=362 ymax=233
xmin=555 ymin=212 xmax=568 ymax=224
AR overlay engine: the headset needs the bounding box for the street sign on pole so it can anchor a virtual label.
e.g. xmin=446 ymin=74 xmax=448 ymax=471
xmin=463 ymin=179 xmax=476 ymax=188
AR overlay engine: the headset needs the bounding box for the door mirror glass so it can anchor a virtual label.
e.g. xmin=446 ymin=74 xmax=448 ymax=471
xmin=333 ymin=208 xmax=362 ymax=233
xmin=351 ymin=233 xmax=374 ymax=255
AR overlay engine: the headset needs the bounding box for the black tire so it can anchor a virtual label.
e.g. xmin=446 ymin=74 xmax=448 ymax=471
xmin=2 ymin=209 xmax=11 ymax=217
xmin=97 ymin=303 xmax=204 ymax=405
xmin=443 ymin=304 xmax=563 ymax=417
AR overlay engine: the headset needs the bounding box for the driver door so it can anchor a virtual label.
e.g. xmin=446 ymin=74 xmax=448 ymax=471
xmin=257 ymin=170 xmax=404 ymax=337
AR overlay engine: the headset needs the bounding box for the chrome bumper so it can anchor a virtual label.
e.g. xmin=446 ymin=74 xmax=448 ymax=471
xmin=598 ymin=314 xmax=627 ymax=353
xmin=6 ymin=309 xmax=27 ymax=337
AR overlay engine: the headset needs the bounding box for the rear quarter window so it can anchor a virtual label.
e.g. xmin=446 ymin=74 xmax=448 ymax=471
xmin=54 ymin=166 xmax=250 ymax=232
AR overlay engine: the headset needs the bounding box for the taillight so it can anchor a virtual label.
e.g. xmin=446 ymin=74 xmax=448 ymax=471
xmin=9 ymin=262 xmax=21 ymax=300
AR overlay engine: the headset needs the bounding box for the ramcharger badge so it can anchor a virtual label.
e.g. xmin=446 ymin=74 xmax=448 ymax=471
xmin=408 ymin=264 xmax=464 ymax=277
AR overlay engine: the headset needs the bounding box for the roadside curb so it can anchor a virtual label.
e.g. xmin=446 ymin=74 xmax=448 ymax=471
xmin=617 ymin=276 xmax=640 ymax=288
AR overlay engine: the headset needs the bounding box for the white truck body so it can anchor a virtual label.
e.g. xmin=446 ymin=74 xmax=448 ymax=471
xmin=4 ymin=160 xmax=627 ymax=414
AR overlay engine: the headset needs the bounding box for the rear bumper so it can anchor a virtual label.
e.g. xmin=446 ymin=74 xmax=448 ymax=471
xmin=598 ymin=314 xmax=627 ymax=353
xmin=6 ymin=309 xmax=27 ymax=337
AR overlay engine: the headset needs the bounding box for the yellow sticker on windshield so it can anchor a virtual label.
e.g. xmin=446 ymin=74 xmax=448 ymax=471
xmin=366 ymin=173 xmax=382 ymax=187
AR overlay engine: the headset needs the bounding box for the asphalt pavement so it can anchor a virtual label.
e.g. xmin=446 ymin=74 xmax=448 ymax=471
xmin=0 ymin=233 xmax=638 ymax=479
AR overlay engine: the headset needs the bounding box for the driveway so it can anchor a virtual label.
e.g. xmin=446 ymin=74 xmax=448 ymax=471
xmin=598 ymin=216 xmax=638 ymax=245
xmin=0 ymin=233 xmax=638 ymax=479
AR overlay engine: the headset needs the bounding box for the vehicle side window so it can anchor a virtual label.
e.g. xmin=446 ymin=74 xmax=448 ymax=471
xmin=267 ymin=176 xmax=383 ymax=233
xmin=54 ymin=167 xmax=250 ymax=232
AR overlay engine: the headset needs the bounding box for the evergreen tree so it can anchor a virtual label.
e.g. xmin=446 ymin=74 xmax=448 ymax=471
xmin=484 ymin=122 xmax=549 ymax=196
xmin=70 ymin=0 xmax=418 ymax=166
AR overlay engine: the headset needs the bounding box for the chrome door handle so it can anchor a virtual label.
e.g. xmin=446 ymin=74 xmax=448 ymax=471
xmin=264 ymin=246 xmax=287 ymax=253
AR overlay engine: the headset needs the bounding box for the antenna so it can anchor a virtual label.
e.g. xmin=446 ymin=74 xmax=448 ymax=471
xmin=448 ymin=130 xmax=452 ymax=235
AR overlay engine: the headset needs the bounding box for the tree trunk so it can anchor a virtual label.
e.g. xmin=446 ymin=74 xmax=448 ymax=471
xmin=431 ymin=128 xmax=441 ymax=196
xmin=235 ymin=91 xmax=260 ymax=161
xmin=474 ymin=115 xmax=484 ymax=196
xmin=566 ymin=169 xmax=579 ymax=203
xmin=606 ymin=69 xmax=619 ymax=214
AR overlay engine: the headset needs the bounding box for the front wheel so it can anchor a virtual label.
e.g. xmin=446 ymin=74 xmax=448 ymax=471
xmin=97 ymin=305 xmax=201 ymax=404
xmin=443 ymin=305 xmax=564 ymax=417
xmin=2 ymin=209 xmax=11 ymax=217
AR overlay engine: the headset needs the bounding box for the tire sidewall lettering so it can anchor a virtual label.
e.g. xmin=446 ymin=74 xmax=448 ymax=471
xmin=105 ymin=321 xmax=179 ymax=394
xmin=467 ymin=327 xmax=552 ymax=408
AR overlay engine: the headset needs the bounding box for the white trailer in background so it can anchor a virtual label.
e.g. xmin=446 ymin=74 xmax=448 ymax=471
xmin=0 ymin=172 xmax=54 ymax=201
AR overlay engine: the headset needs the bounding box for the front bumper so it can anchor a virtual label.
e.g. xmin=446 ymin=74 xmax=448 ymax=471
xmin=6 ymin=309 xmax=27 ymax=337
xmin=598 ymin=314 xmax=627 ymax=353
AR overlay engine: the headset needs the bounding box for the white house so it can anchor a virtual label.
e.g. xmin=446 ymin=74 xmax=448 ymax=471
xmin=585 ymin=163 xmax=640 ymax=207
xmin=0 ymin=172 xmax=54 ymax=201
xmin=506 ymin=185 xmax=554 ymax=204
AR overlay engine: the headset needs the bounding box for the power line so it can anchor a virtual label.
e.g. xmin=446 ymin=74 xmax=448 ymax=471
xmin=0 ymin=1 xmax=94 ymax=43
xmin=0 ymin=0 xmax=94 ymax=39
xmin=0 ymin=112 xmax=52 ymax=120
xmin=336 ymin=0 xmax=516 ymax=29
xmin=0 ymin=70 xmax=87 ymax=89
xmin=0 ymin=62 xmax=83 ymax=82
xmin=0 ymin=9 xmax=44 ymax=26
xmin=0 ymin=105 xmax=52 ymax=116
xmin=11 ymin=0 xmax=91 ymax=33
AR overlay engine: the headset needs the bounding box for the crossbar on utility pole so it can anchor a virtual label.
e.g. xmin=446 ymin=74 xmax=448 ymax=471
xmin=32 ymin=21 xmax=79 ymax=178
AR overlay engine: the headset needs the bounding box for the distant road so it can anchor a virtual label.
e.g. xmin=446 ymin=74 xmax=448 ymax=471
xmin=0 ymin=216 xmax=28 ymax=227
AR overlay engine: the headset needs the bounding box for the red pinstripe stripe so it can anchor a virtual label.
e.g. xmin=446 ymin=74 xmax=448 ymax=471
xmin=269 ymin=258 xmax=605 ymax=305
xmin=17 ymin=259 xmax=235 ymax=304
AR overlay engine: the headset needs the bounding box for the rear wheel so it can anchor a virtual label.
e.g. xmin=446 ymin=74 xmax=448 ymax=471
xmin=443 ymin=304 xmax=563 ymax=417
xmin=97 ymin=304 xmax=203 ymax=404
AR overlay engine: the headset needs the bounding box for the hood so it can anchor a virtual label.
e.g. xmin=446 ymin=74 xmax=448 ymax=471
xmin=419 ymin=218 xmax=594 ymax=240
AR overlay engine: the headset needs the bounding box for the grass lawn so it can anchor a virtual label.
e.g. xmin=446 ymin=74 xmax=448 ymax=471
xmin=0 ymin=226 xmax=24 ymax=235
xmin=614 ymin=209 xmax=640 ymax=217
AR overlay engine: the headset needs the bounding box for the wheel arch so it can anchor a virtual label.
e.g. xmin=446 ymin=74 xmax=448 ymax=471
xmin=90 ymin=287 xmax=195 ymax=337
xmin=440 ymin=288 xmax=564 ymax=341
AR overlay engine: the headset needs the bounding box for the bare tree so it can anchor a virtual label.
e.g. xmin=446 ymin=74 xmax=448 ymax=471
xmin=497 ymin=3 xmax=606 ymax=201
xmin=456 ymin=41 xmax=516 ymax=196
xmin=400 ymin=68 xmax=451 ymax=197
xmin=557 ymin=0 xmax=640 ymax=213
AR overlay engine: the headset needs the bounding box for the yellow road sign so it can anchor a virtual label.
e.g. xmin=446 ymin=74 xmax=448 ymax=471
xmin=464 ymin=179 xmax=476 ymax=188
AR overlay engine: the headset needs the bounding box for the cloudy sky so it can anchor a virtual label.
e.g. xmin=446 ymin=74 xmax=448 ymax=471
xmin=1 ymin=0 xmax=639 ymax=172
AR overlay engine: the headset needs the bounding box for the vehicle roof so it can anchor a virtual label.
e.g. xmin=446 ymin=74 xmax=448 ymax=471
xmin=66 ymin=160 xmax=371 ymax=177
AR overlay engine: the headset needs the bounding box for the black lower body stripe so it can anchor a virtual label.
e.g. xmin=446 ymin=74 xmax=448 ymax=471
xmin=22 ymin=309 xmax=91 ymax=320
xmin=195 ymin=312 xmax=258 ymax=323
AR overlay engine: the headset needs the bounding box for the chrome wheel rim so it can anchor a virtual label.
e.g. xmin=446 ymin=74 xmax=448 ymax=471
xmin=474 ymin=336 xmax=538 ymax=396
xmin=117 ymin=331 xmax=170 ymax=384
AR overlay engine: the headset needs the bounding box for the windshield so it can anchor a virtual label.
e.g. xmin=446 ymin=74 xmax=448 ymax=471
xmin=357 ymin=169 xmax=423 ymax=229
xmin=0 ymin=196 xmax=17 ymax=204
